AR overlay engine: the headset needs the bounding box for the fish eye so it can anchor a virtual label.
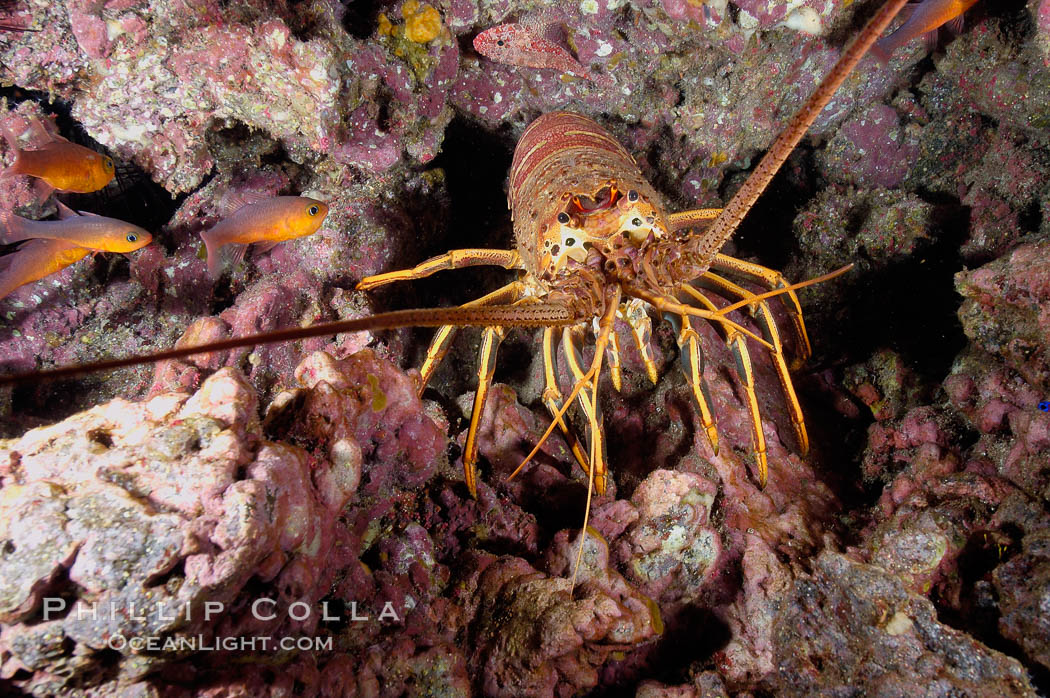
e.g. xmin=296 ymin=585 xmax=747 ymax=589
xmin=497 ymin=40 xmax=504 ymax=46
xmin=632 ymin=218 xmax=642 ymax=227
xmin=565 ymin=237 xmax=576 ymax=246
xmin=104 ymin=158 xmax=114 ymax=171
xmin=557 ymin=212 xmax=570 ymax=224
xmin=126 ymin=232 xmax=138 ymax=243
xmin=628 ymin=190 xmax=639 ymax=201
xmin=308 ymin=205 xmax=319 ymax=216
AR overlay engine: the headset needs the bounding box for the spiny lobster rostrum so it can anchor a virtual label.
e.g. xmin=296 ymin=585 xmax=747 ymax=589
xmin=2 ymin=1 xmax=911 ymax=551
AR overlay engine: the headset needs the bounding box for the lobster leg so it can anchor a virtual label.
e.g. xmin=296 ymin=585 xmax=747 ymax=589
xmin=418 ymin=281 xmax=526 ymax=394
xmin=356 ymin=249 xmax=522 ymax=290
xmin=695 ymin=271 xmax=809 ymax=456
xmin=669 ymin=312 xmax=720 ymax=456
xmin=621 ymin=298 xmax=659 ymax=385
xmin=710 ymin=253 xmax=811 ymax=364
xmin=542 ymin=327 xmax=595 ymax=486
xmin=726 ymin=327 xmax=768 ymax=487
xmin=568 ymin=293 xmax=620 ymax=588
xmin=678 ymin=284 xmax=768 ymax=487
xmin=463 ymin=323 xmax=507 ymax=498
xmin=606 ymin=329 xmax=623 ymax=392
xmin=561 ymin=324 xmax=609 ymax=496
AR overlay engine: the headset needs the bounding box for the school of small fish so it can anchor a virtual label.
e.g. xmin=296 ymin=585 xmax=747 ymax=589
xmin=0 ymin=118 xmax=331 ymax=300
xmin=0 ymin=4 xmax=977 ymax=302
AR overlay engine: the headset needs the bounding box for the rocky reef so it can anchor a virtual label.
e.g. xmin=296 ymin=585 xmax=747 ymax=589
xmin=0 ymin=0 xmax=1049 ymax=695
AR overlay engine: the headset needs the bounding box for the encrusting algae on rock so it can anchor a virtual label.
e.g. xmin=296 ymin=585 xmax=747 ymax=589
xmin=403 ymin=0 xmax=444 ymax=43
xmin=0 ymin=0 xmax=1049 ymax=694
xmin=378 ymin=1 xmax=444 ymax=44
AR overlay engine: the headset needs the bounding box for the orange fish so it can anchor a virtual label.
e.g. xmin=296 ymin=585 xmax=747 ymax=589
xmin=200 ymin=195 xmax=329 ymax=277
xmin=1 ymin=118 xmax=115 ymax=193
xmin=0 ymin=203 xmax=152 ymax=253
xmin=871 ymin=0 xmax=979 ymax=63
xmin=0 ymin=239 xmax=91 ymax=300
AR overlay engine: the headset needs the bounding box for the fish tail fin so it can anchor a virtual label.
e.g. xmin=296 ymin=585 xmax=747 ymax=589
xmin=0 ymin=240 xmax=37 ymax=300
xmin=0 ymin=124 xmax=24 ymax=179
xmin=0 ymin=211 xmax=33 ymax=244
xmin=201 ymin=231 xmax=223 ymax=279
xmin=0 ymin=256 xmax=21 ymax=300
xmin=869 ymin=39 xmax=892 ymax=66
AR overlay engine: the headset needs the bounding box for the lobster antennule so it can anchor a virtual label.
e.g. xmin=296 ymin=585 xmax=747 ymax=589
xmin=0 ymin=303 xmax=578 ymax=386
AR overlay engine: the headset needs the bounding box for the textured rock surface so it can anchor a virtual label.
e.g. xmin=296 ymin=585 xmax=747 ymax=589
xmin=0 ymin=0 xmax=1048 ymax=694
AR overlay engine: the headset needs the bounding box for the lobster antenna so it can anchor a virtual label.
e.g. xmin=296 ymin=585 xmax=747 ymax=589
xmin=0 ymin=304 xmax=576 ymax=385
xmin=714 ymin=262 xmax=854 ymax=316
xmin=692 ymin=0 xmax=909 ymax=266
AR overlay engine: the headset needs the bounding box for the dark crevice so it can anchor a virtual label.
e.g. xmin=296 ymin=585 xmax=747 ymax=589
xmin=339 ymin=0 xmax=386 ymax=39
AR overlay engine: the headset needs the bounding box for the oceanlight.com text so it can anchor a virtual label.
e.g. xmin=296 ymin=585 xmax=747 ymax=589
xmin=106 ymin=634 xmax=334 ymax=653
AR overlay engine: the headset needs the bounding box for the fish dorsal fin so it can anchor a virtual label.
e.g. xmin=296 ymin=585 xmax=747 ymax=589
xmin=55 ymin=201 xmax=80 ymax=220
xmin=220 ymin=190 xmax=271 ymax=217
xmin=520 ymin=9 xmax=570 ymax=46
xmin=26 ymin=117 xmax=69 ymax=146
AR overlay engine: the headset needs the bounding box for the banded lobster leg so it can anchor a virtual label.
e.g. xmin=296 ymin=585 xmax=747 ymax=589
xmin=356 ymin=250 xmax=532 ymax=498
xmin=542 ymin=327 xmax=599 ymax=491
xmin=676 ymin=285 xmax=769 ymax=486
xmin=355 ymin=248 xmax=522 ymax=290
xmin=557 ymin=323 xmax=611 ymax=496
xmin=668 ymin=207 xmax=812 ymax=365
xmin=417 ymin=281 xmax=525 ymax=393
xmin=691 ymin=270 xmax=810 ymax=456
xmin=663 ymin=310 xmax=721 ymax=458
xmin=710 ymin=253 xmax=811 ymax=366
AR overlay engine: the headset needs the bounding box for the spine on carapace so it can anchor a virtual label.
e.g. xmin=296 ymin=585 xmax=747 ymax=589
xmin=507 ymin=112 xmax=668 ymax=275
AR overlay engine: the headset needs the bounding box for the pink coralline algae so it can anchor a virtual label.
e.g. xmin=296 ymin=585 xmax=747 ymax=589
xmin=956 ymin=240 xmax=1050 ymax=390
xmin=468 ymin=547 xmax=660 ymax=696
xmin=818 ymin=103 xmax=921 ymax=189
xmin=0 ymin=368 xmax=358 ymax=691
xmin=773 ymin=552 xmax=1032 ymax=695
xmin=3 ymin=0 xmax=1050 ymax=693
xmin=617 ymin=470 xmax=721 ymax=602
xmin=0 ymin=351 xmax=462 ymax=694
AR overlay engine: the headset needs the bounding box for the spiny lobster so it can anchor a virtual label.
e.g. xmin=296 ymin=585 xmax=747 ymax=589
xmin=1 ymin=0 xmax=910 ymax=578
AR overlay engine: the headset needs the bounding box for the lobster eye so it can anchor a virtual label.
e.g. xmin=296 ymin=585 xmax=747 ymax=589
xmin=632 ymin=218 xmax=642 ymax=227
xmin=308 ymin=205 xmax=319 ymax=216
xmin=125 ymin=232 xmax=138 ymax=243
xmin=628 ymin=190 xmax=639 ymax=201
xmin=557 ymin=212 xmax=570 ymax=224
